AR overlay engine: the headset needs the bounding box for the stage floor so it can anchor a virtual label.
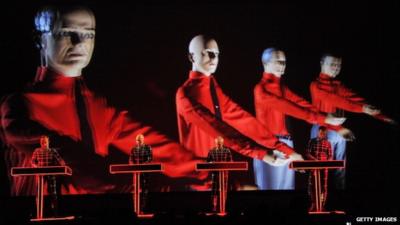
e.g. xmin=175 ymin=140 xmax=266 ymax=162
xmin=0 ymin=190 xmax=397 ymax=225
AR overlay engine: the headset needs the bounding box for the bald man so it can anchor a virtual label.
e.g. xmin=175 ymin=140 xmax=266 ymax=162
xmin=129 ymin=134 xmax=152 ymax=164
xmin=175 ymin=35 xmax=303 ymax=190
xmin=253 ymin=48 xmax=348 ymax=190
xmin=129 ymin=134 xmax=152 ymax=209
xmin=207 ymin=136 xmax=232 ymax=211
xmin=207 ymin=136 xmax=232 ymax=163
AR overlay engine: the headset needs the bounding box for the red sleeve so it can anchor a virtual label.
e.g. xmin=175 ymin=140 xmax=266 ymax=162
xmin=323 ymin=83 xmax=394 ymax=123
xmin=108 ymin=110 xmax=205 ymax=178
xmin=176 ymin=87 xmax=287 ymax=159
xmin=31 ymin=150 xmax=38 ymax=166
xmin=326 ymin=141 xmax=333 ymax=160
xmin=218 ymin=87 xmax=295 ymax=156
xmin=177 ymin=87 xmax=294 ymax=157
xmin=310 ymin=81 xmax=364 ymax=113
xmin=336 ymin=84 xmax=366 ymax=103
xmin=285 ymin=88 xmax=319 ymax=111
xmin=255 ymin=85 xmax=342 ymax=131
xmin=0 ymin=94 xmax=47 ymax=153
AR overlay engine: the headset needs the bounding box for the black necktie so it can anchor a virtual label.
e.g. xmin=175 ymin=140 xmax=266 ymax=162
xmin=75 ymin=79 xmax=94 ymax=150
xmin=210 ymin=78 xmax=222 ymax=120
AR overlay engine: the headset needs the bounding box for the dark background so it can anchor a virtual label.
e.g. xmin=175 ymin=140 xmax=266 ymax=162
xmin=1 ymin=0 xmax=399 ymax=216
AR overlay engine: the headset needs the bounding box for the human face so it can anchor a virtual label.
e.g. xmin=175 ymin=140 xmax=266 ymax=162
xmin=318 ymin=129 xmax=327 ymax=139
xmin=191 ymin=40 xmax=219 ymax=76
xmin=265 ymin=51 xmax=286 ymax=77
xmin=40 ymin=136 xmax=49 ymax=148
xmin=44 ymin=9 xmax=96 ymax=76
xmin=321 ymin=56 xmax=342 ymax=78
xmin=136 ymin=135 xmax=144 ymax=145
xmin=215 ymin=137 xmax=224 ymax=149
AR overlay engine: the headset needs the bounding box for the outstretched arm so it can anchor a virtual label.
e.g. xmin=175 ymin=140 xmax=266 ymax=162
xmin=255 ymin=85 xmax=344 ymax=131
xmin=212 ymin=85 xmax=296 ymax=156
xmin=310 ymin=82 xmax=365 ymax=113
xmin=108 ymin=109 xmax=205 ymax=178
xmin=1 ymin=94 xmax=50 ymax=153
xmin=176 ymin=87 xmax=290 ymax=159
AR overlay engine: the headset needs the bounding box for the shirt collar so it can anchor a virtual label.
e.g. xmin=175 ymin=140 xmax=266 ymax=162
xmin=262 ymin=72 xmax=281 ymax=84
xmin=319 ymin=73 xmax=334 ymax=80
xmin=33 ymin=66 xmax=82 ymax=93
xmin=189 ymin=70 xmax=215 ymax=79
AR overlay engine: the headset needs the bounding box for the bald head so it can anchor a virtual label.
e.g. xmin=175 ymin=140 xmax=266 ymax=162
xmin=188 ymin=35 xmax=219 ymax=76
xmin=215 ymin=136 xmax=224 ymax=149
xmin=136 ymin=134 xmax=144 ymax=145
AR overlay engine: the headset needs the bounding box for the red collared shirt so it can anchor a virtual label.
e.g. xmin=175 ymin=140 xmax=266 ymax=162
xmin=207 ymin=147 xmax=232 ymax=162
xmin=306 ymin=137 xmax=333 ymax=160
xmin=129 ymin=144 xmax=152 ymax=164
xmin=31 ymin=147 xmax=64 ymax=167
xmin=176 ymin=71 xmax=294 ymax=160
xmin=0 ymin=67 xmax=203 ymax=195
xmin=254 ymin=73 xmax=341 ymax=135
xmin=310 ymin=73 xmax=392 ymax=122
xmin=310 ymin=73 xmax=365 ymax=114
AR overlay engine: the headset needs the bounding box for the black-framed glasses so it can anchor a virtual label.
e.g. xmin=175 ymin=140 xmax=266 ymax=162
xmin=270 ymin=60 xmax=286 ymax=66
xmin=203 ymin=49 xmax=220 ymax=59
xmin=53 ymin=30 xmax=95 ymax=40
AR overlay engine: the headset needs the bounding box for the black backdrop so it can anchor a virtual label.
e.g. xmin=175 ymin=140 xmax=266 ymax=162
xmin=1 ymin=0 xmax=399 ymax=214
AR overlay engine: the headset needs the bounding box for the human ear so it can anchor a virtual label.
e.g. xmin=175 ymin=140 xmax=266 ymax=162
xmin=188 ymin=53 xmax=194 ymax=63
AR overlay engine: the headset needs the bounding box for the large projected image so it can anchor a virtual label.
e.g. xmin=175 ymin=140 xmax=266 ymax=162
xmin=0 ymin=2 xmax=398 ymax=201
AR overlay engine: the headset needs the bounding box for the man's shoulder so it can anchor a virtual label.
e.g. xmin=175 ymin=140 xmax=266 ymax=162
xmin=254 ymin=80 xmax=280 ymax=96
xmin=135 ymin=144 xmax=151 ymax=150
xmin=177 ymin=78 xmax=198 ymax=92
xmin=223 ymin=147 xmax=231 ymax=151
xmin=312 ymin=138 xmax=331 ymax=145
xmin=321 ymin=139 xmax=332 ymax=146
xmin=209 ymin=148 xmax=218 ymax=153
xmin=176 ymin=84 xmax=186 ymax=97
xmin=310 ymin=79 xmax=325 ymax=87
xmin=309 ymin=80 xmax=318 ymax=89
xmin=254 ymin=82 xmax=264 ymax=92
xmin=176 ymin=79 xmax=200 ymax=102
xmin=32 ymin=147 xmax=44 ymax=154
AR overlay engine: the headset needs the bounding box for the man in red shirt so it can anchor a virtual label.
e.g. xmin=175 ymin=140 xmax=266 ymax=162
xmin=176 ymin=35 xmax=303 ymax=190
xmin=0 ymin=5 xmax=203 ymax=195
xmin=207 ymin=136 xmax=232 ymax=211
xmin=253 ymin=48 xmax=349 ymax=190
xmin=310 ymin=53 xmax=394 ymax=189
xmin=129 ymin=134 xmax=152 ymax=210
xmin=305 ymin=127 xmax=333 ymax=212
xmin=31 ymin=135 xmax=65 ymax=216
